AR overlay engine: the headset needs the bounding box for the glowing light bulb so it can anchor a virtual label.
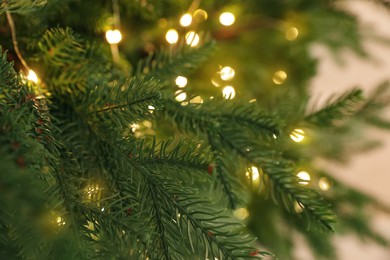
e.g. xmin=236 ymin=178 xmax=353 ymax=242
xmin=272 ymin=70 xmax=287 ymax=85
xmin=219 ymin=12 xmax=235 ymax=26
xmin=180 ymin=13 xmax=192 ymax=27
xmin=246 ymin=166 xmax=260 ymax=181
xmin=165 ymin=29 xmax=179 ymax=44
xmin=175 ymin=76 xmax=188 ymax=88
xmin=290 ymin=128 xmax=305 ymax=142
xmin=294 ymin=201 xmax=304 ymax=213
xmin=190 ymin=96 xmax=203 ymax=104
xmin=297 ymin=171 xmax=310 ymax=185
xmin=130 ymin=123 xmax=140 ymax=133
xmin=234 ymin=208 xmax=249 ymax=220
xmin=185 ymin=31 xmax=200 ymax=47
xmin=319 ymin=177 xmax=332 ymax=191
xmin=193 ymin=9 xmax=208 ymax=21
xmin=105 ymin=29 xmax=122 ymax=44
xmin=53 ymin=215 xmax=66 ymax=226
xmin=222 ymin=86 xmax=235 ymax=99
xmin=285 ymin=27 xmax=299 ymax=41
xmin=251 ymin=166 xmax=260 ymax=180
xmin=220 ymin=66 xmax=235 ymax=81
xmin=27 ymin=70 xmax=38 ymax=83
xmin=175 ymin=90 xmax=187 ymax=102
xmin=211 ymin=72 xmax=223 ymax=87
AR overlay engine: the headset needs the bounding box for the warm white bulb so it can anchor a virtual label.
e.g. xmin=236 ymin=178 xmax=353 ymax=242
xmin=165 ymin=29 xmax=179 ymax=44
xmin=297 ymin=171 xmax=310 ymax=185
xmin=219 ymin=12 xmax=235 ymax=26
xmin=234 ymin=208 xmax=249 ymax=220
xmin=175 ymin=90 xmax=187 ymax=102
xmin=193 ymin=9 xmax=208 ymax=21
xmin=185 ymin=31 xmax=200 ymax=47
xmin=220 ymin=66 xmax=235 ymax=81
xmin=27 ymin=70 xmax=38 ymax=83
xmin=285 ymin=27 xmax=299 ymax=41
xmin=105 ymin=29 xmax=122 ymax=44
xmin=190 ymin=96 xmax=203 ymax=104
xmin=180 ymin=13 xmax=192 ymax=27
xmin=175 ymin=76 xmax=187 ymax=88
xmin=250 ymin=166 xmax=260 ymax=181
xmin=222 ymin=86 xmax=235 ymax=99
xmin=272 ymin=70 xmax=287 ymax=85
xmin=318 ymin=177 xmax=331 ymax=191
xmin=290 ymin=128 xmax=305 ymax=142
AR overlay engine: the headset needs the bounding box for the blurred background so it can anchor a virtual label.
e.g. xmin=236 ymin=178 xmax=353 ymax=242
xmin=297 ymin=1 xmax=390 ymax=259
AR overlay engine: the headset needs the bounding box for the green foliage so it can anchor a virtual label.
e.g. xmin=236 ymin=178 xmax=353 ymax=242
xmin=1 ymin=0 xmax=390 ymax=259
xmin=0 ymin=0 xmax=46 ymax=14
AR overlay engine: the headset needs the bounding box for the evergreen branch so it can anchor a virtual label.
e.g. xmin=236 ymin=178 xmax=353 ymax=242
xmin=38 ymin=28 xmax=120 ymax=96
xmin=129 ymin=138 xmax=211 ymax=174
xmin=163 ymin=99 xmax=335 ymax=231
xmin=163 ymin=99 xmax=280 ymax=137
xmin=85 ymin=122 xmax=265 ymax=258
xmin=0 ymin=47 xmax=18 ymax=89
xmin=305 ymin=88 xmax=364 ymax=126
xmin=219 ymin=134 xmax=336 ymax=231
xmin=81 ymin=77 xmax=163 ymax=131
xmin=0 ymin=0 xmax=46 ymax=14
xmin=207 ymin=133 xmax=247 ymax=210
xmin=136 ymin=39 xmax=216 ymax=84
xmin=357 ymin=82 xmax=390 ymax=128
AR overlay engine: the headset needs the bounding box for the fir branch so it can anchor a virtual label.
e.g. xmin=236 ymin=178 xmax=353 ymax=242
xmin=305 ymin=89 xmax=364 ymax=126
xmin=163 ymin=99 xmax=336 ymax=231
xmin=136 ymin=38 xmax=216 ymax=84
xmin=0 ymin=0 xmax=46 ymax=14
xmin=220 ymin=134 xmax=336 ymax=231
xmin=85 ymin=123 xmax=265 ymax=258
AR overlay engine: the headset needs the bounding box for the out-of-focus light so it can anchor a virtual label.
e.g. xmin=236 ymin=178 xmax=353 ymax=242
xmin=27 ymin=70 xmax=38 ymax=83
xmin=190 ymin=96 xmax=203 ymax=104
xmin=193 ymin=9 xmax=208 ymax=22
xmin=297 ymin=171 xmax=310 ymax=185
xmin=290 ymin=128 xmax=305 ymax=142
xmin=158 ymin=18 xmax=168 ymax=28
xmin=220 ymin=66 xmax=235 ymax=81
xmin=219 ymin=12 xmax=235 ymax=26
xmin=180 ymin=13 xmax=192 ymax=27
xmin=285 ymin=27 xmax=299 ymax=41
xmin=222 ymin=86 xmax=235 ymax=99
xmin=54 ymin=215 xmax=66 ymax=226
xmin=165 ymin=29 xmax=179 ymax=44
xmin=272 ymin=70 xmax=287 ymax=85
xmin=148 ymin=105 xmax=155 ymax=110
xmin=245 ymin=166 xmax=260 ymax=181
xmin=185 ymin=31 xmax=200 ymax=47
xmin=294 ymin=201 xmax=304 ymax=213
xmin=105 ymin=29 xmax=122 ymax=44
xmin=211 ymin=72 xmax=223 ymax=87
xmin=130 ymin=123 xmax=139 ymax=133
xmin=319 ymin=177 xmax=332 ymax=191
xmin=234 ymin=208 xmax=249 ymax=220
xmin=175 ymin=76 xmax=188 ymax=88
xmin=175 ymin=90 xmax=187 ymax=102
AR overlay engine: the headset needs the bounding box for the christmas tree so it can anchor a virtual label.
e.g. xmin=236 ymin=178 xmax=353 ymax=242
xmin=1 ymin=0 xmax=390 ymax=259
